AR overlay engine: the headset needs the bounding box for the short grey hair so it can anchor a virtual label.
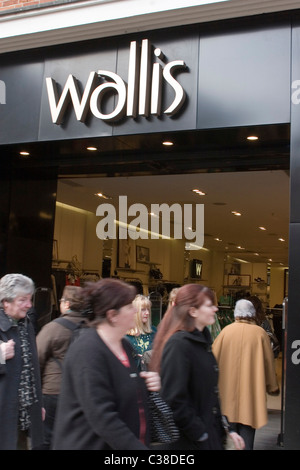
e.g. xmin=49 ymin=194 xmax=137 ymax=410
xmin=0 ymin=274 xmax=35 ymax=304
xmin=234 ymin=299 xmax=256 ymax=319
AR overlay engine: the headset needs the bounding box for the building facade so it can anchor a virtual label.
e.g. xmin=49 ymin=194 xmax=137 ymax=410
xmin=1 ymin=0 xmax=300 ymax=449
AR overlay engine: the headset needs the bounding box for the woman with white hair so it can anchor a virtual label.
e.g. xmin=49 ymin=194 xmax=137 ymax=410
xmin=0 ymin=273 xmax=44 ymax=450
xmin=212 ymin=298 xmax=279 ymax=450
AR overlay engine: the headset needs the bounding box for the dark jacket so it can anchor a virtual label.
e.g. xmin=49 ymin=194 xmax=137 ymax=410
xmin=36 ymin=311 xmax=88 ymax=394
xmin=161 ymin=328 xmax=224 ymax=450
xmin=53 ymin=327 xmax=150 ymax=450
xmin=0 ymin=309 xmax=44 ymax=450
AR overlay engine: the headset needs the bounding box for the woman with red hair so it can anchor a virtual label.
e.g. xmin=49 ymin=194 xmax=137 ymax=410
xmin=150 ymin=283 xmax=244 ymax=450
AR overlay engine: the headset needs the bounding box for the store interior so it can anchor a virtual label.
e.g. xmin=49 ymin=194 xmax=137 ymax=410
xmin=52 ymin=169 xmax=288 ymax=311
xmin=51 ymin=167 xmax=289 ymax=410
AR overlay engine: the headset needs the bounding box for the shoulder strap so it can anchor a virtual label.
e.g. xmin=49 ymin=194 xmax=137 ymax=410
xmin=54 ymin=317 xmax=79 ymax=331
xmin=52 ymin=318 xmax=81 ymax=370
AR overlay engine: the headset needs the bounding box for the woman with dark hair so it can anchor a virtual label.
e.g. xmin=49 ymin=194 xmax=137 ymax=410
xmin=52 ymin=278 xmax=160 ymax=450
xmin=150 ymin=283 xmax=244 ymax=450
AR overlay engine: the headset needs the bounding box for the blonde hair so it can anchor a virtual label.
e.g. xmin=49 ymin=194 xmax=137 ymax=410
xmin=168 ymin=287 xmax=179 ymax=308
xmin=127 ymin=294 xmax=152 ymax=335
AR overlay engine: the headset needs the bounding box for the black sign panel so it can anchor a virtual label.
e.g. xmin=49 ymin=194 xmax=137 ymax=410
xmin=0 ymin=23 xmax=292 ymax=145
xmin=197 ymin=24 xmax=291 ymax=128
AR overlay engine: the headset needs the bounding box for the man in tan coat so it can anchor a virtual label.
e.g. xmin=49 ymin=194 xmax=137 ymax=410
xmin=212 ymin=298 xmax=279 ymax=450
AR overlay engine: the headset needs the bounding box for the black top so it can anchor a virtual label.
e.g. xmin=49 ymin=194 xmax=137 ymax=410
xmin=53 ymin=327 xmax=150 ymax=450
xmin=161 ymin=328 xmax=224 ymax=450
xmin=0 ymin=309 xmax=43 ymax=450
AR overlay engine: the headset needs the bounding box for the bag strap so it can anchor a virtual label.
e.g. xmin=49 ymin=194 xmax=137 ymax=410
xmin=53 ymin=317 xmax=79 ymax=331
xmin=52 ymin=318 xmax=80 ymax=370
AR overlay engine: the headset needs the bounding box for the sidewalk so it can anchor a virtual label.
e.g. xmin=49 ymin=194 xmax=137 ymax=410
xmin=254 ymin=410 xmax=283 ymax=450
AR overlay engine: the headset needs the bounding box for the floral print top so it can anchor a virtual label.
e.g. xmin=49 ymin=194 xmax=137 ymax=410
xmin=126 ymin=327 xmax=157 ymax=370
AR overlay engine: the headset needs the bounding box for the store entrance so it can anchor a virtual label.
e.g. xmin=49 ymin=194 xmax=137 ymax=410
xmin=52 ymin=168 xmax=289 ymax=344
xmin=48 ymin=126 xmax=290 ymax=415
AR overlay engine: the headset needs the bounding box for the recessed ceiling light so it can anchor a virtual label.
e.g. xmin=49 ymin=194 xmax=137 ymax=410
xmin=192 ymin=189 xmax=206 ymax=196
xmin=95 ymin=192 xmax=111 ymax=199
xmin=19 ymin=151 xmax=30 ymax=156
xmin=87 ymin=147 xmax=98 ymax=151
xmin=162 ymin=141 xmax=173 ymax=146
xmin=259 ymin=226 xmax=266 ymax=231
xmin=247 ymin=136 xmax=259 ymax=141
xmin=278 ymin=238 xmax=285 ymax=242
xmin=231 ymin=211 xmax=242 ymax=216
xmin=237 ymin=246 xmax=245 ymax=250
xmin=214 ymin=238 xmax=222 ymax=241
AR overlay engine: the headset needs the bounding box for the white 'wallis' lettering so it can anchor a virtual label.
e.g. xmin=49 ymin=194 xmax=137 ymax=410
xmin=46 ymin=39 xmax=187 ymax=124
xmin=46 ymin=72 xmax=98 ymax=124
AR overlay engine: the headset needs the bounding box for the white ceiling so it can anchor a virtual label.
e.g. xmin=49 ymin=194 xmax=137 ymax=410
xmin=57 ymin=169 xmax=290 ymax=265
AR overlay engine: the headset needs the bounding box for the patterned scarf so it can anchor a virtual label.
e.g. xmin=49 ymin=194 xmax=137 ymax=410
xmin=18 ymin=319 xmax=38 ymax=431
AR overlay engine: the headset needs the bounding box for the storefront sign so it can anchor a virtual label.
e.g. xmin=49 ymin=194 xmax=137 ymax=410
xmin=46 ymin=39 xmax=187 ymax=124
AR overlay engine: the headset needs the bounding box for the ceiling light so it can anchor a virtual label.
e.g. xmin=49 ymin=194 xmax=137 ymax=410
xmin=247 ymin=136 xmax=258 ymax=141
xmin=214 ymin=238 xmax=222 ymax=242
xmin=259 ymin=226 xmax=266 ymax=231
xmin=95 ymin=192 xmax=111 ymax=200
xmin=278 ymin=238 xmax=285 ymax=242
xmin=192 ymin=189 xmax=206 ymax=196
xmin=162 ymin=141 xmax=173 ymax=146
xmin=19 ymin=151 xmax=30 ymax=156
xmin=87 ymin=147 xmax=98 ymax=151
xmin=254 ymin=253 xmax=259 ymax=256
xmin=231 ymin=211 xmax=242 ymax=216
xmin=237 ymin=246 xmax=245 ymax=250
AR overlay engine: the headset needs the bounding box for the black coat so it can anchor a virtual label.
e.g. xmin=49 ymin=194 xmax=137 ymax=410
xmin=160 ymin=328 xmax=224 ymax=450
xmin=53 ymin=328 xmax=150 ymax=450
xmin=0 ymin=309 xmax=44 ymax=450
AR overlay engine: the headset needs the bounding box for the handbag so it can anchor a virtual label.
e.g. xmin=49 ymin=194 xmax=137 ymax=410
xmin=148 ymin=391 xmax=180 ymax=444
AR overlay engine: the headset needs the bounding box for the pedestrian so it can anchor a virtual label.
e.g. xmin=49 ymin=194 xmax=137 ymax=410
xmin=36 ymin=285 xmax=88 ymax=449
xmin=0 ymin=273 xmax=44 ymax=450
xmin=52 ymin=278 xmax=160 ymax=450
xmin=150 ymin=283 xmax=244 ymax=450
xmin=126 ymin=294 xmax=157 ymax=370
xmin=247 ymin=295 xmax=280 ymax=358
xmin=167 ymin=287 xmax=179 ymax=309
xmin=212 ymin=298 xmax=280 ymax=450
